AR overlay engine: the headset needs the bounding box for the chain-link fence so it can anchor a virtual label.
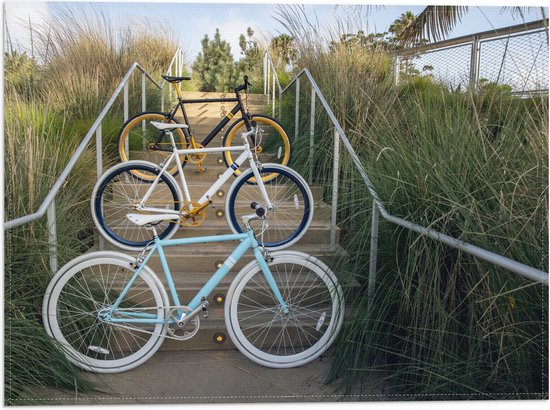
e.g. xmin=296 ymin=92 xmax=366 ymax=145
xmin=397 ymin=19 xmax=549 ymax=95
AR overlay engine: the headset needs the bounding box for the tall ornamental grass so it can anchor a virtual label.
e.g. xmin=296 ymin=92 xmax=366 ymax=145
xmin=4 ymin=11 xmax=179 ymax=403
xmin=280 ymin=13 xmax=548 ymax=399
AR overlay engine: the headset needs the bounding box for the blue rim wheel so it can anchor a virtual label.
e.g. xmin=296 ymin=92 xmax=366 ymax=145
xmin=226 ymin=165 xmax=313 ymax=250
xmin=92 ymin=162 xmax=181 ymax=250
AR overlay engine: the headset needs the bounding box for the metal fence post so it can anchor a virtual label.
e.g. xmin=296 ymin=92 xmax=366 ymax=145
xmin=330 ymin=128 xmax=340 ymax=249
xmin=46 ymin=201 xmax=58 ymax=273
xmin=96 ymin=123 xmax=102 ymax=179
xmin=394 ymin=55 xmax=401 ymax=85
xmin=142 ymin=72 xmax=146 ymax=133
xmin=169 ymin=64 xmax=173 ymax=102
xmin=294 ymin=77 xmax=300 ymax=140
xmin=279 ymin=92 xmax=282 ymax=121
xmin=469 ymin=35 xmax=481 ymax=89
xmin=262 ymin=53 xmax=267 ymax=95
xmin=308 ymin=87 xmax=316 ymax=184
xmin=95 ymin=124 xmax=105 ymax=251
xmin=266 ymin=61 xmax=270 ymax=99
xmin=272 ymin=72 xmax=276 ymax=118
xmin=368 ymin=200 xmax=380 ymax=298
xmin=124 ymin=82 xmax=129 ymax=154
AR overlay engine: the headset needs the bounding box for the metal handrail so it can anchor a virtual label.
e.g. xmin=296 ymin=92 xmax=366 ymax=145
xmin=268 ymin=51 xmax=549 ymax=287
xmin=263 ymin=52 xmax=283 ymax=119
xmin=4 ymin=48 xmax=184 ymax=271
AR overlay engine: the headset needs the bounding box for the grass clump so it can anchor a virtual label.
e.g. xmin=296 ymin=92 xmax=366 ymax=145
xmin=279 ymin=9 xmax=548 ymax=399
xmin=4 ymin=9 xmax=180 ymax=403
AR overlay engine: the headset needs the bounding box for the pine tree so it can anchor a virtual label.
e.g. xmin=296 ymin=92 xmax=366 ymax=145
xmin=192 ymin=29 xmax=236 ymax=92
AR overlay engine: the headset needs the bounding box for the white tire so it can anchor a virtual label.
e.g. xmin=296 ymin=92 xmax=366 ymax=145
xmin=91 ymin=160 xmax=183 ymax=251
xmin=42 ymin=251 xmax=169 ymax=373
xmin=225 ymin=251 xmax=344 ymax=368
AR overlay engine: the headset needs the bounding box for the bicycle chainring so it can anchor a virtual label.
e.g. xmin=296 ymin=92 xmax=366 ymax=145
xmin=179 ymin=201 xmax=206 ymax=227
xmin=168 ymin=306 xmax=200 ymax=341
xmin=188 ymin=144 xmax=206 ymax=164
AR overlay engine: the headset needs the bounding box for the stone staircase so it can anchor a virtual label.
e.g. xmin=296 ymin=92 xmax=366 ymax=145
xmin=107 ymin=92 xmax=348 ymax=351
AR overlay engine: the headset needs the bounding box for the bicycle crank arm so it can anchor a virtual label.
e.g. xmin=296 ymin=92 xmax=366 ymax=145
xmin=177 ymin=301 xmax=209 ymax=326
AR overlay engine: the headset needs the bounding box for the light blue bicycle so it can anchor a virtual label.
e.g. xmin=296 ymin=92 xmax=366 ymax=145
xmin=42 ymin=208 xmax=344 ymax=373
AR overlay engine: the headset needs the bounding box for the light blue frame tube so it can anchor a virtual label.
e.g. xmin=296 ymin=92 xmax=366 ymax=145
xmin=107 ymin=230 xmax=288 ymax=324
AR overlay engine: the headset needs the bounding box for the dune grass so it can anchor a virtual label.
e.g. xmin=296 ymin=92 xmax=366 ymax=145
xmin=4 ymin=11 xmax=178 ymax=404
xmin=278 ymin=13 xmax=548 ymax=399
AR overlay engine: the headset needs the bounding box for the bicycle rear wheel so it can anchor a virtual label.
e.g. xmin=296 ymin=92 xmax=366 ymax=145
xmin=222 ymin=115 xmax=291 ymax=181
xmin=92 ymin=160 xmax=182 ymax=251
xmin=42 ymin=252 xmax=169 ymax=373
xmin=225 ymin=252 xmax=344 ymax=368
xmin=118 ymin=111 xmax=188 ymax=180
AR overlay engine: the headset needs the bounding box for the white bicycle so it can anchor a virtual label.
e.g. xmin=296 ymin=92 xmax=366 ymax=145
xmin=92 ymin=123 xmax=313 ymax=251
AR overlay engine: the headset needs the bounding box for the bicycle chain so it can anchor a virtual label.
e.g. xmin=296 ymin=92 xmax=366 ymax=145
xmin=96 ymin=306 xmax=200 ymax=341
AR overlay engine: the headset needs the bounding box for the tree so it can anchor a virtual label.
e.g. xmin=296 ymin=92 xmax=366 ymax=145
xmin=389 ymin=11 xmax=418 ymax=44
xmin=399 ymin=6 xmax=546 ymax=45
xmin=270 ymin=34 xmax=297 ymax=67
xmin=192 ymin=29 xmax=236 ymax=92
xmin=235 ymin=27 xmax=261 ymax=77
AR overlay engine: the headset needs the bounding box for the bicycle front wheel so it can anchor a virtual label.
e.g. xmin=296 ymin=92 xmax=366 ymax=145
xmin=92 ymin=161 xmax=182 ymax=251
xmin=222 ymin=114 xmax=291 ymax=180
xmin=118 ymin=111 xmax=188 ymax=180
xmin=225 ymin=165 xmax=313 ymax=250
xmin=42 ymin=252 xmax=169 ymax=373
xmin=225 ymin=252 xmax=344 ymax=368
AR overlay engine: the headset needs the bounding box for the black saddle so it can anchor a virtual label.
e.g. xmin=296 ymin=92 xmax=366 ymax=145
xmin=162 ymin=75 xmax=192 ymax=83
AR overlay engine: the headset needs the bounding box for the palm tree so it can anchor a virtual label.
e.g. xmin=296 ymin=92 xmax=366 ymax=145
xmin=270 ymin=33 xmax=297 ymax=67
xmin=400 ymin=6 xmax=547 ymax=45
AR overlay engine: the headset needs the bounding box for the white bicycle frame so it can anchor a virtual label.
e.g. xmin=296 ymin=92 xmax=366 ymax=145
xmin=137 ymin=129 xmax=273 ymax=214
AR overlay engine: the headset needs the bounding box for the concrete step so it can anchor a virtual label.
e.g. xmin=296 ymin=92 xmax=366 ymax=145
xmin=99 ymin=221 xmax=339 ymax=249
xmin=101 ymin=169 xmax=321 ymax=199
xmin=179 ymin=104 xmax=267 ymax=118
xmin=106 ymin=243 xmax=345 ymax=274
xmin=179 ymin=91 xmax=267 ymax=104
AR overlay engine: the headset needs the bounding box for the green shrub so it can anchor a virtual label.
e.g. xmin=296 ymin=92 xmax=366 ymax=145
xmin=279 ymin=22 xmax=548 ymax=398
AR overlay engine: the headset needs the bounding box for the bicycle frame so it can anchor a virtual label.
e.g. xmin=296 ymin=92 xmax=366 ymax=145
xmin=166 ymin=83 xmax=251 ymax=149
xmin=137 ymin=131 xmax=273 ymax=213
xmin=103 ymin=229 xmax=288 ymax=325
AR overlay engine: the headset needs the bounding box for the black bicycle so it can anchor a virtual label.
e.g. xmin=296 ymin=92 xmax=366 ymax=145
xmin=117 ymin=75 xmax=291 ymax=177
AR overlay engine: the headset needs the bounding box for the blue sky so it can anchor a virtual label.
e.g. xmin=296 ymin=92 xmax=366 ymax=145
xmin=4 ymin=1 xmax=548 ymax=64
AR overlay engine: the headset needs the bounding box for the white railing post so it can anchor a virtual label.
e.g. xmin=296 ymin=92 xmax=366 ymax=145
xmin=169 ymin=63 xmax=173 ymax=102
xmin=330 ymin=128 xmax=340 ymax=248
xmin=308 ymin=87 xmax=316 ymax=184
xmin=272 ymin=72 xmax=276 ymax=117
xmin=96 ymin=123 xmax=105 ymax=251
xmin=394 ymin=55 xmax=401 ymax=85
xmin=123 ymin=82 xmax=129 ymax=122
xmin=294 ymin=77 xmax=300 ymax=139
xmin=368 ymin=200 xmax=380 ymax=298
xmin=142 ymin=72 xmax=147 ymax=132
xmin=469 ymin=35 xmax=481 ymax=89
xmin=124 ymin=82 xmax=129 ymax=154
xmin=96 ymin=123 xmax=102 ymax=179
xmin=266 ymin=60 xmax=271 ymax=98
xmin=46 ymin=201 xmax=58 ymax=273
xmin=262 ymin=53 xmax=267 ymax=95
